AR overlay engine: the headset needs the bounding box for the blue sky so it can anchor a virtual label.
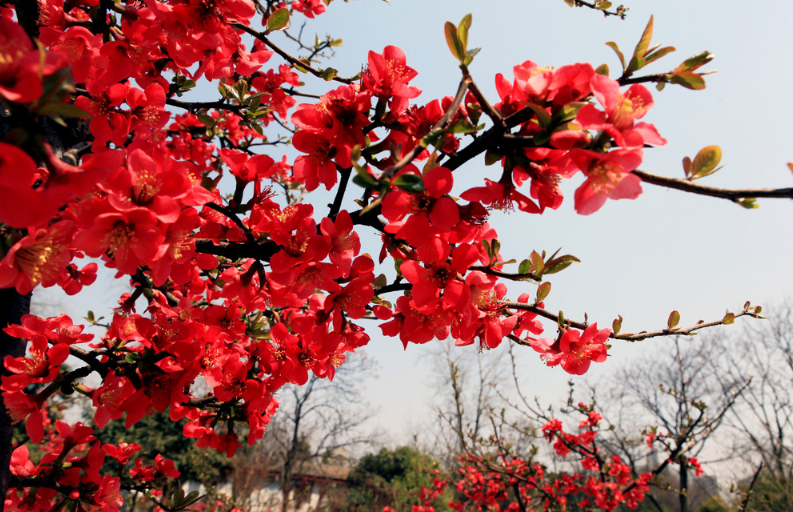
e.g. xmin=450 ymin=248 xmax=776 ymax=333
xmin=44 ymin=0 xmax=793 ymax=444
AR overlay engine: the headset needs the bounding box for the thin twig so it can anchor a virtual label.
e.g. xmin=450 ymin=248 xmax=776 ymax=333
xmin=233 ymin=23 xmax=355 ymax=85
xmin=633 ymin=169 xmax=793 ymax=203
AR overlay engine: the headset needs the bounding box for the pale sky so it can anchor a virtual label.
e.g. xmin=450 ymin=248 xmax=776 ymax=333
xmin=41 ymin=0 xmax=793 ymax=447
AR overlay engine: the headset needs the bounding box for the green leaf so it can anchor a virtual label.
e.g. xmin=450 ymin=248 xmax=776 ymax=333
xmin=266 ymin=7 xmax=290 ymax=31
xmin=537 ymin=282 xmax=551 ymax=303
xmin=605 ymin=42 xmax=626 ymax=72
xmin=523 ymin=101 xmax=551 ymax=129
xmin=690 ymin=145 xmax=722 ymax=179
xmin=682 ymin=156 xmax=693 ymax=179
xmin=484 ymin=149 xmax=503 ymax=166
xmin=595 ymin=64 xmax=609 ymax=76
xmin=558 ymin=311 xmax=565 ymax=329
xmin=320 ymin=67 xmax=338 ymax=81
xmin=444 ymin=21 xmax=465 ymax=62
xmin=518 ymin=259 xmax=531 ymax=275
xmin=552 ymin=102 xmax=587 ymax=125
xmin=723 ymin=312 xmax=735 ymax=325
xmin=667 ymin=310 xmax=680 ymax=329
xmin=392 ymin=173 xmax=425 ymax=194
xmin=669 ymin=71 xmax=706 ymax=90
xmin=544 ymin=254 xmax=580 ymax=275
xmin=352 ymin=175 xmax=377 ymax=189
xmin=373 ymin=274 xmax=388 ymax=289
xmin=37 ymin=102 xmax=90 ymax=119
xmin=530 ymin=251 xmax=545 ymax=275
xmin=644 ymin=46 xmax=676 ymax=66
xmin=196 ymin=114 xmax=215 ymax=128
xmin=737 ymin=197 xmax=758 ymax=209
xmin=676 ymin=51 xmax=715 ymax=73
xmin=448 ymin=118 xmax=475 ymax=134
xmin=457 ymin=14 xmax=472 ymax=55
xmin=463 ymin=47 xmax=481 ymax=67
xmin=612 ymin=315 xmax=623 ymax=335
xmin=627 ymin=15 xmax=654 ymax=74
xmin=597 ymin=1 xmax=612 ymax=10
xmin=491 ymin=239 xmax=501 ymax=259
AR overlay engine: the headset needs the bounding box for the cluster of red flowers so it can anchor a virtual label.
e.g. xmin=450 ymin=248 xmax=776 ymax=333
xmin=7 ymin=418 xmax=178 ymax=512
xmin=0 ymin=0 xmax=690 ymax=510
xmin=447 ymin=409 xmax=654 ymax=512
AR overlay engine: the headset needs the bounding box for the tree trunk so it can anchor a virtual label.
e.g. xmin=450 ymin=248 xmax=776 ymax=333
xmin=0 ymin=289 xmax=32 ymax=511
xmin=678 ymin=455 xmax=688 ymax=512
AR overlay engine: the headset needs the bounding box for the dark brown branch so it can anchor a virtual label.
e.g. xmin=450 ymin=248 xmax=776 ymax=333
xmin=633 ymin=169 xmax=793 ymax=202
xmin=470 ymin=265 xmax=540 ymax=283
xmin=205 ymin=202 xmax=255 ymax=243
xmin=328 ymin=166 xmax=351 ymax=220
xmin=233 ymin=23 xmax=355 ymax=85
xmin=69 ymin=346 xmax=109 ymax=378
xmin=443 ymin=108 xmax=534 ymax=172
xmin=738 ymin=462 xmax=764 ymax=512
xmin=381 ymin=77 xmax=471 ymax=180
xmin=462 ymin=69 xmax=505 ymax=130
xmin=165 ymin=97 xmax=244 ymax=113
xmin=373 ymin=282 xmax=411 ymax=296
xmin=194 ymin=239 xmax=280 ymax=262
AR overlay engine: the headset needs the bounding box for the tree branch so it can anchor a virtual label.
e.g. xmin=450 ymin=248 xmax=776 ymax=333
xmin=232 ymin=23 xmax=355 ymax=85
xmin=634 ymin=169 xmax=793 ymax=203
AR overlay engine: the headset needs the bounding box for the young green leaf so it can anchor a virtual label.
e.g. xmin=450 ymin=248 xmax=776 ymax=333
xmin=537 ymin=282 xmax=551 ymax=303
xmin=675 ymin=51 xmax=715 ymax=73
xmin=544 ymin=254 xmax=580 ymax=275
xmin=690 ymin=145 xmax=722 ymax=180
xmin=457 ymin=14 xmax=472 ymax=54
xmin=612 ymin=315 xmax=623 ymax=335
xmin=267 ymin=7 xmax=290 ymax=31
xmin=669 ymin=71 xmax=706 ymax=90
xmin=626 ymin=16 xmax=654 ymax=74
xmin=392 ymin=173 xmax=424 ymax=194
xmin=644 ymin=45 xmax=676 ymax=66
xmin=605 ymin=42 xmax=626 ymax=72
xmin=444 ymin=21 xmax=465 ymax=62
xmin=667 ymin=310 xmax=680 ymax=329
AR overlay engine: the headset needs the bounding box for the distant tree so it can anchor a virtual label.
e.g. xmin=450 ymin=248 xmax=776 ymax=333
xmin=346 ymin=446 xmax=449 ymax=511
xmin=597 ymin=338 xmax=748 ymax=512
xmin=716 ymin=302 xmax=793 ymax=511
xmin=232 ymin=354 xmax=376 ymax=511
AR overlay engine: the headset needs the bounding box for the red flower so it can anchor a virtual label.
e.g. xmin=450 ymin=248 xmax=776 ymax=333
xmin=558 ymin=323 xmax=610 ymax=375
xmin=362 ymin=45 xmax=421 ymax=112
xmin=2 ymin=335 xmax=69 ymax=392
xmin=102 ymin=443 xmax=143 ymax=465
xmin=577 ymin=74 xmax=666 ymax=148
xmin=570 ymin=148 xmax=644 ymax=215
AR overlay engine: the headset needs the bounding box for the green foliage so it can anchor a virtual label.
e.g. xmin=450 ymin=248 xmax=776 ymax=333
xmin=345 ymin=446 xmax=450 ymax=511
xmin=94 ymin=410 xmax=232 ymax=487
xmin=739 ymin=472 xmax=793 ymax=512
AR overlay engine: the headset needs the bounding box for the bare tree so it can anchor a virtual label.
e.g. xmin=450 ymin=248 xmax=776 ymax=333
xmin=716 ymin=301 xmax=793 ymax=511
xmin=233 ymin=353 xmax=378 ymax=512
xmin=426 ymin=339 xmax=509 ymax=466
xmin=598 ymin=338 xmax=748 ymax=512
